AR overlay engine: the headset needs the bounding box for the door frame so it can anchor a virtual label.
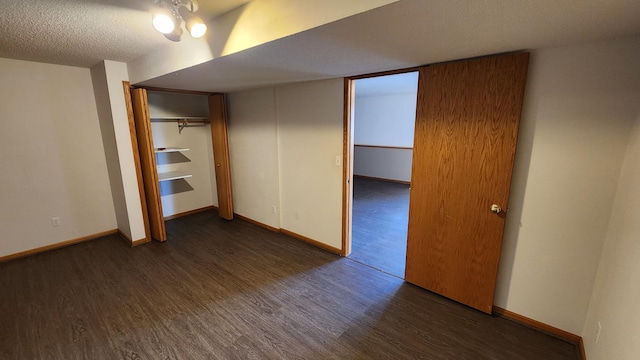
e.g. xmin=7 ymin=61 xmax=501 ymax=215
xmin=123 ymin=81 xmax=152 ymax=244
xmin=125 ymin=86 xmax=235 ymax=242
xmin=341 ymin=68 xmax=420 ymax=257
xmin=130 ymin=87 xmax=166 ymax=242
xmin=343 ymin=54 xmax=529 ymax=314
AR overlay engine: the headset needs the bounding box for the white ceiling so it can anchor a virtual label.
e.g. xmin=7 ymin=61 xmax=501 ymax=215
xmin=355 ymin=72 xmax=419 ymax=98
xmin=138 ymin=0 xmax=640 ymax=92
xmin=1 ymin=0 xmax=640 ymax=92
xmin=0 ymin=0 xmax=250 ymax=67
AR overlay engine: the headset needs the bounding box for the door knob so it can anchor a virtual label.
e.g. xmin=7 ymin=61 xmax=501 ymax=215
xmin=490 ymin=204 xmax=502 ymax=214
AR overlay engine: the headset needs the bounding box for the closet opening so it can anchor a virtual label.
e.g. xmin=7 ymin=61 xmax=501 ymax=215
xmin=126 ymin=86 xmax=234 ymax=242
xmin=344 ymin=71 xmax=419 ymax=278
xmin=147 ymin=91 xmax=215 ymax=219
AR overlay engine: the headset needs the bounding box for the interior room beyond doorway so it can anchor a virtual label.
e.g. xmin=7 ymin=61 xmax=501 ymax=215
xmin=348 ymin=71 xmax=418 ymax=278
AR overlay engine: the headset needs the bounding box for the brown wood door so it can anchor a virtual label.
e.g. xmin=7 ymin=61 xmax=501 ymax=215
xmin=209 ymin=94 xmax=234 ymax=220
xmin=405 ymin=53 xmax=529 ymax=313
xmin=123 ymin=82 xmax=151 ymax=243
xmin=131 ymin=88 xmax=167 ymax=241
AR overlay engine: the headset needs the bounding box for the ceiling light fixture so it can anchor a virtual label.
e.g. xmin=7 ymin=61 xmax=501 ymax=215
xmin=152 ymin=0 xmax=207 ymax=42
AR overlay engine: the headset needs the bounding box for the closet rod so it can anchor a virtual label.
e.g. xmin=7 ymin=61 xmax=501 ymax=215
xmin=147 ymin=118 xmax=209 ymax=133
xmin=178 ymin=119 xmax=208 ymax=134
xmin=150 ymin=118 xmax=210 ymax=122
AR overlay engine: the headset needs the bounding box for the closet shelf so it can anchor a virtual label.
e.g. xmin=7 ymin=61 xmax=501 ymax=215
xmin=155 ymin=147 xmax=190 ymax=153
xmin=158 ymin=171 xmax=193 ymax=182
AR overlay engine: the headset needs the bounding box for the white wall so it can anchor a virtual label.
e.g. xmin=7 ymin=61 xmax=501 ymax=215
xmin=224 ymin=37 xmax=640 ymax=342
xmin=494 ymin=36 xmax=640 ymax=335
xmin=582 ymin=113 xmax=640 ymax=359
xmin=0 ymin=58 xmax=117 ymax=257
xmin=277 ymin=79 xmax=344 ymax=249
xmin=353 ymin=92 xmax=415 ymax=182
xmin=353 ymin=146 xmax=412 ymax=182
xmin=147 ymin=92 xmax=209 ymax=119
xmin=152 ymin=122 xmax=218 ymax=217
xmin=227 ymin=88 xmax=281 ymax=229
xmin=226 ymin=79 xmax=344 ymax=249
xmin=91 ymin=62 xmax=130 ymax=238
xmin=91 ymin=60 xmax=147 ymax=242
xmin=102 ymin=61 xmax=147 ymax=242
xmin=354 ymin=93 xmax=416 ymax=147
xmin=148 ymin=92 xmax=218 ymax=217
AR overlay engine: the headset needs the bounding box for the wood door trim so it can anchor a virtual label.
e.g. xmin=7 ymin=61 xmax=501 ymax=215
xmin=131 ymin=88 xmax=167 ymax=241
xmin=348 ymin=67 xmax=421 ymax=80
xmin=135 ymin=86 xmax=219 ymax=96
xmin=341 ymin=78 xmax=354 ymax=257
xmin=123 ymin=81 xmax=151 ymax=243
xmin=343 ymin=67 xmax=429 ymax=258
xmin=209 ymin=94 xmax=234 ymax=220
xmin=578 ymin=338 xmax=586 ymax=360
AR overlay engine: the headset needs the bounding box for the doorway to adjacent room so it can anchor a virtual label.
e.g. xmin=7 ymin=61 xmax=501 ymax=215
xmin=346 ymin=71 xmax=419 ymax=278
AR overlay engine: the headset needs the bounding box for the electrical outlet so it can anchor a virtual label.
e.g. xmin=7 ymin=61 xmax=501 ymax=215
xmin=596 ymin=321 xmax=602 ymax=343
xmin=51 ymin=217 xmax=61 ymax=227
xmin=271 ymin=205 xmax=277 ymax=214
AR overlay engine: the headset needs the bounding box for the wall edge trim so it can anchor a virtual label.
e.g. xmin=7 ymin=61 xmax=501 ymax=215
xmin=492 ymin=306 xmax=585 ymax=359
xmin=164 ymin=205 xmax=218 ymax=221
xmin=232 ymin=213 xmax=343 ymax=255
xmin=233 ymin=213 xmax=280 ymax=233
xmin=0 ymin=229 xmax=119 ymax=263
xmin=281 ymin=229 xmax=342 ymax=255
xmin=117 ymin=230 xmax=149 ymax=247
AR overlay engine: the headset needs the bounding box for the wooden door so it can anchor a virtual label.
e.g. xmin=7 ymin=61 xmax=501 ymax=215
xmin=405 ymin=53 xmax=529 ymax=313
xmin=131 ymin=88 xmax=167 ymax=241
xmin=123 ymin=82 xmax=151 ymax=244
xmin=209 ymin=94 xmax=234 ymax=220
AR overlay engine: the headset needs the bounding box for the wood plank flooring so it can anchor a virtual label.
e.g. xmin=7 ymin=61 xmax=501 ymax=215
xmin=350 ymin=177 xmax=410 ymax=277
xmin=0 ymin=210 xmax=579 ymax=359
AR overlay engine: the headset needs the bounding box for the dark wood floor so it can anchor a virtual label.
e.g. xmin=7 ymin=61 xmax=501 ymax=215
xmin=0 ymin=210 xmax=579 ymax=359
xmin=350 ymin=177 xmax=410 ymax=278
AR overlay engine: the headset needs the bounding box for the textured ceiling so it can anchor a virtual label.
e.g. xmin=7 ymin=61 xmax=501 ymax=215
xmin=2 ymin=0 xmax=640 ymax=90
xmin=138 ymin=0 xmax=640 ymax=92
xmin=0 ymin=0 xmax=250 ymax=68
